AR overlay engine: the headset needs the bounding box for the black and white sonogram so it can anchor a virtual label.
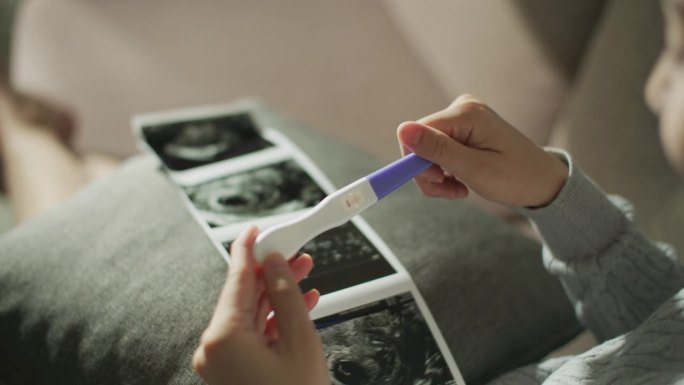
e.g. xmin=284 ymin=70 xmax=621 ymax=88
xmin=316 ymin=293 xmax=456 ymax=385
xmin=298 ymin=222 xmax=395 ymax=295
xmin=141 ymin=113 xmax=272 ymax=170
xmin=185 ymin=160 xmax=325 ymax=227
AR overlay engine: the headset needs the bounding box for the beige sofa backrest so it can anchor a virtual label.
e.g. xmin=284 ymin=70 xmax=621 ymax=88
xmin=382 ymin=0 xmax=607 ymax=144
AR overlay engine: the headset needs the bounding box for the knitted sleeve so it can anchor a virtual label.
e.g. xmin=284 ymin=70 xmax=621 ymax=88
xmin=519 ymin=149 xmax=684 ymax=341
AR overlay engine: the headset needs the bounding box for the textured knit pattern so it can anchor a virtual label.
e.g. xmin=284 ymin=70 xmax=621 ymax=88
xmin=491 ymin=150 xmax=684 ymax=384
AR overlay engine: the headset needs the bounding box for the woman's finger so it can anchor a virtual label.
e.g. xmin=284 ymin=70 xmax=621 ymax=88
xmin=256 ymin=296 xmax=272 ymax=333
xmin=414 ymin=164 xmax=446 ymax=184
xmin=255 ymin=254 xmax=314 ymax=332
xmin=224 ymin=225 xmax=260 ymax=313
xmin=303 ymin=289 xmax=320 ymax=311
xmin=290 ymin=254 xmax=314 ymax=282
xmin=264 ymin=289 xmax=320 ymax=341
xmin=263 ymin=254 xmax=318 ymax=351
xmin=418 ymin=177 xmax=469 ymax=199
xmin=204 ymin=225 xmax=260 ymax=338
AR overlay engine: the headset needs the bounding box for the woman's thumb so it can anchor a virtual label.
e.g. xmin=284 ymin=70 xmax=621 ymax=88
xmin=397 ymin=122 xmax=469 ymax=174
xmin=262 ymin=254 xmax=314 ymax=349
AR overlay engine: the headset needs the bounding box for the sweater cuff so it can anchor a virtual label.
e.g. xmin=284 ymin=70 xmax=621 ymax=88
xmin=517 ymin=148 xmax=626 ymax=261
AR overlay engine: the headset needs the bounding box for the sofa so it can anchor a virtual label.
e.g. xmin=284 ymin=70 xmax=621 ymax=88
xmin=1 ymin=1 xmax=682 ymax=384
xmin=4 ymin=0 xmax=682 ymax=252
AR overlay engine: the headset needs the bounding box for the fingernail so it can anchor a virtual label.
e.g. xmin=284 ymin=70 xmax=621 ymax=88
xmin=401 ymin=124 xmax=423 ymax=147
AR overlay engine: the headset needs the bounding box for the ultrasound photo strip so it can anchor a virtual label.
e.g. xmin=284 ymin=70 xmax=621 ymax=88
xmin=133 ymin=106 xmax=300 ymax=187
xmin=133 ymin=105 xmax=465 ymax=384
xmin=316 ymin=292 xmax=457 ymax=385
xmin=138 ymin=111 xmax=272 ymax=171
xmin=222 ymin=220 xmax=396 ymax=296
xmin=205 ymin=127 xmax=464 ymax=384
xmin=184 ymin=160 xmax=326 ymax=228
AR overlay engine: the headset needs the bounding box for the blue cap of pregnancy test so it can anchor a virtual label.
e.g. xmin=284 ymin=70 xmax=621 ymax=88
xmin=366 ymin=153 xmax=433 ymax=199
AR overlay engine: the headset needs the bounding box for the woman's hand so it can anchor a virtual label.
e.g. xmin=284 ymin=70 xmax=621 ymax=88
xmin=192 ymin=226 xmax=329 ymax=385
xmin=397 ymin=95 xmax=568 ymax=208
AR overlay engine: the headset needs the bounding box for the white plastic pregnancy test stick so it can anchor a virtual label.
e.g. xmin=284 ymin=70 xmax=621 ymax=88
xmin=252 ymin=153 xmax=432 ymax=263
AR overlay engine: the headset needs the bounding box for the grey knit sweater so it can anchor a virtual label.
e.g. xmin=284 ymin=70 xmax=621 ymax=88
xmin=490 ymin=150 xmax=684 ymax=385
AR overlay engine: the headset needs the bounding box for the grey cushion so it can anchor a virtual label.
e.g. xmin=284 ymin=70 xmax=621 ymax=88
xmin=0 ymin=101 xmax=580 ymax=385
xmin=550 ymin=0 xmax=684 ymax=257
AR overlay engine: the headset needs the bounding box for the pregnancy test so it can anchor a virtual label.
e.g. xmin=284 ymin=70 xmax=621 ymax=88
xmin=253 ymin=153 xmax=432 ymax=262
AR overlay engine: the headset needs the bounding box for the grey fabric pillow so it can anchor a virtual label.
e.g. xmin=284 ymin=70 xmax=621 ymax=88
xmin=0 ymin=101 xmax=580 ymax=385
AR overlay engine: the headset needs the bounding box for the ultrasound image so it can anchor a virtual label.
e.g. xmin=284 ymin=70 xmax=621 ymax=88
xmin=223 ymin=221 xmax=395 ymax=295
xmin=298 ymin=222 xmax=395 ymax=294
xmin=316 ymin=293 xmax=456 ymax=385
xmin=141 ymin=113 xmax=273 ymax=170
xmin=185 ymin=160 xmax=325 ymax=227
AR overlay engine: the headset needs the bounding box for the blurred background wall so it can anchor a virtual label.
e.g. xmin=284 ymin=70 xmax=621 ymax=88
xmin=6 ymin=0 xmax=603 ymax=162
